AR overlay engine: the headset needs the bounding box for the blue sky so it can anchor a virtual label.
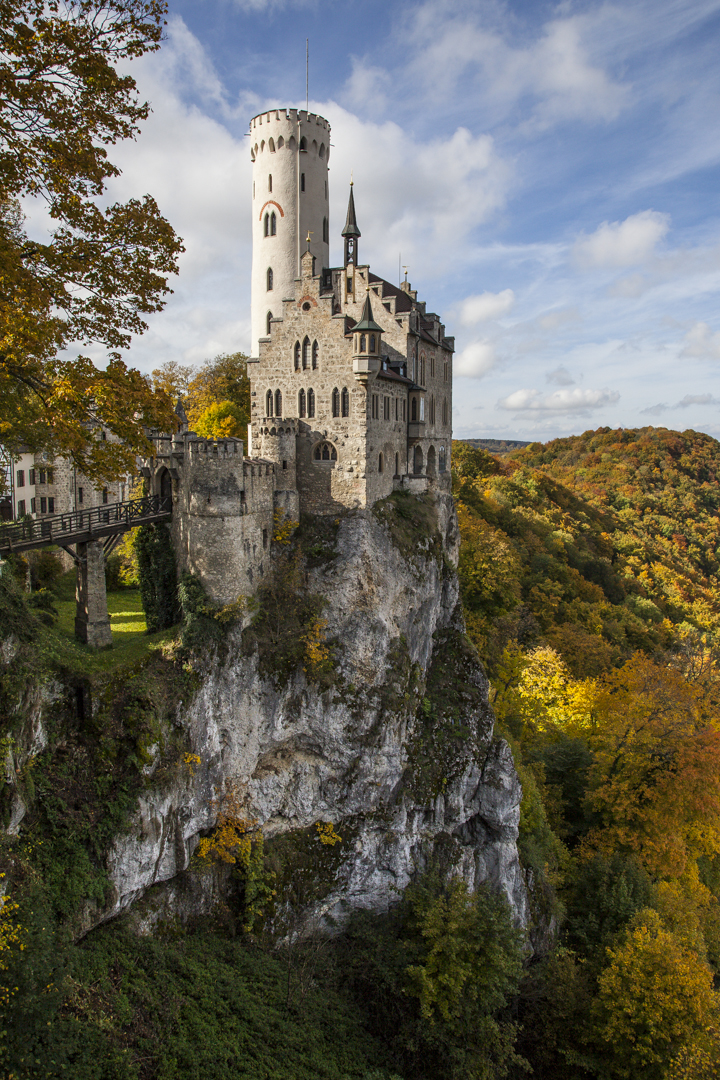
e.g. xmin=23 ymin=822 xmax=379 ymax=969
xmin=102 ymin=0 xmax=720 ymax=441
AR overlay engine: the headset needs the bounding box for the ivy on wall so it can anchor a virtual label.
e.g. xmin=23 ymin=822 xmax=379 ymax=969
xmin=136 ymin=523 xmax=180 ymax=632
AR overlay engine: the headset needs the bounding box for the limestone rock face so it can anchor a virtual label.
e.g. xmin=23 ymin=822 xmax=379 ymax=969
xmin=106 ymin=492 xmax=528 ymax=930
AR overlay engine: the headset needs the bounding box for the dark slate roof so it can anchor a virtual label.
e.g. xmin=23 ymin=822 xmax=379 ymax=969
xmin=341 ymin=185 xmax=361 ymax=238
xmin=353 ymin=294 xmax=384 ymax=333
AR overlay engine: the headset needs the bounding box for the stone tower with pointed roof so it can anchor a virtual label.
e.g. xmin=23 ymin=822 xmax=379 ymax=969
xmin=247 ymin=117 xmax=453 ymax=515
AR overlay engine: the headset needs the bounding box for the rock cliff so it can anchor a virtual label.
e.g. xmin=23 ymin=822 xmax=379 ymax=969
xmin=105 ymin=490 xmax=528 ymax=932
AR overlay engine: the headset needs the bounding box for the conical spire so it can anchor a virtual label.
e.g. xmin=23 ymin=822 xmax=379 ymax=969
xmin=353 ymin=292 xmax=383 ymax=333
xmin=342 ymin=182 xmax=361 ymax=238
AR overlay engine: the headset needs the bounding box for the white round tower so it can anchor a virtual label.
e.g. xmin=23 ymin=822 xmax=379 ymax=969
xmin=250 ymin=108 xmax=331 ymax=356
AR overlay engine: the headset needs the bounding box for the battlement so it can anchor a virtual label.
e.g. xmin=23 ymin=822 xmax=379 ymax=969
xmin=186 ymin=436 xmax=244 ymax=460
xmin=250 ymin=109 xmax=330 ymax=130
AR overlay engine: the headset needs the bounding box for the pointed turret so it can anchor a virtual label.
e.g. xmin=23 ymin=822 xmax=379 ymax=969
xmin=342 ymin=182 xmax=361 ymax=267
xmin=352 ymin=290 xmax=383 ymax=383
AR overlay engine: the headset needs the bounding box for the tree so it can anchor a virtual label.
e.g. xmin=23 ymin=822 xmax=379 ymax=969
xmin=151 ymin=360 xmax=194 ymax=401
xmin=595 ymin=909 xmax=719 ymax=1080
xmin=0 ymin=0 xmax=183 ymax=479
xmin=584 ymin=655 xmax=720 ymax=878
xmin=186 ymin=352 xmax=250 ymax=434
xmin=193 ymin=400 xmax=245 ymax=439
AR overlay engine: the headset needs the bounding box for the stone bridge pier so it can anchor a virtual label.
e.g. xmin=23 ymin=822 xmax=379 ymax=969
xmin=74 ymin=540 xmax=113 ymax=649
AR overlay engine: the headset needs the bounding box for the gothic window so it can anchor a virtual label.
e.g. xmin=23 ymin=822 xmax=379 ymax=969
xmin=312 ymin=340 xmax=318 ymax=369
xmin=427 ymin=446 xmax=436 ymax=476
xmin=378 ymin=453 xmax=384 ymax=474
xmin=430 ymin=355 xmax=435 ymax=377
xmin=266 ymin=311 xmax=273 ymax=335
xmin=302 ymin=336 xmax=310 ymax=370
xmin=267 ymin=267 xmax=273 ymax=290
xmin=313 ymin=441 xmax=337 ymax=461
xmin=264 ymin=213 xmax=269 ymax=237
xmin=323 ymin=216 xmax=328 ymax=243
xmin=268 ymin=173 xmax=272 ymax=191
xmin=298 ymin=389 xmax=306 ymax=417
xmin=360 ymin=334 xmax=366 ymax=352
xmin=294 ymin=341 xmax=301 ymax=370
xmin=301 ymin=172 xmax=305 ymax=192
xmin=439 ymin=446 xmax=446 ymax=473
xmin=269 ymin=139 xmax=275 ymax=153
xmin=430 ymin=395 xmax=435 ymax=424
xmin=413 ymin=445 xmax=423 ymax=475
xmin=307 ymin=388 xmax=315 ymax=417
xmin=299 ymin=136 xmax=307 ymax=151
xmin=369 ymin=334 xmax=376 ymax=352
xmin=411 ymin=397 xmax=417 ymax=422
xmin=270 ymin=212 xmax=277 ymax=235
xmin=332 ymin=388 xmax=340 ymax=417
xmin=341 ymin=387 xmax=349 ymax=417
xmin=275 ymin=389 xmax=282 ymax=417
xmin=319 ymin=143 xmax=326 ymax=159
xmin=266 ymin=389 xmax=273 ymax=416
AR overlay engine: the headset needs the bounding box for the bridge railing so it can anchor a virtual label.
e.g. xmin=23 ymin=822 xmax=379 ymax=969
xmin=0 ymin=494 xmax=172 ymax=550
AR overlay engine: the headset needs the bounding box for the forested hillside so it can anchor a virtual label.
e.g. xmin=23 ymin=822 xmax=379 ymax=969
xmin=454 ymin=426 xmax=720 ymax=1078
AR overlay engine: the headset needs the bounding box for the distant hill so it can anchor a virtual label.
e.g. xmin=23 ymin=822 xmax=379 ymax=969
xmin=461 ymin=438 xmax=532 ymax=455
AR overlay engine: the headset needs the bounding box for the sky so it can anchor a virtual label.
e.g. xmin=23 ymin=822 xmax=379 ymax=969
xmin=91 ymin=0 xmax=720 ymax=442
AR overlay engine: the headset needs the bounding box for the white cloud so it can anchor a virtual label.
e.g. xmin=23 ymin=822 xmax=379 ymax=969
xmin=681 ymin=322 xmax=720 ymax=360
xmin=546 ymin=366 xmax=575 ymax=386
xmin=455 ymin=340 xmax=497 ymax=378
xmin=573 ymin=210 xmax=670 ymax=269
xmin=641 ymin=403 xmax=668 ymax=416
xmin=459 ymin=289 xmax=515 ymax=326
xmin=498 ymin=387 xmax=620 ymax=414
xmin=676 ymin=393 xmax=720 ymax=408
xmin=537 ymin=307 xmax=580 ymax=331
xmin=398 ymin=5 xmax=629 ymax=129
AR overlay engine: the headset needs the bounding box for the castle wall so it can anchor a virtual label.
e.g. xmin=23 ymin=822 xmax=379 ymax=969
xmin=168 ymin=438 xmax=277 ymax=606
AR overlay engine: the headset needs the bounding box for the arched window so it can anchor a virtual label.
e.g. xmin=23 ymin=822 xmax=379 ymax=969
xmin=413 ymin=445 xmax=423 ymax=475
xmin=278 ymin=136 xmax=284 ymax=149
xmin=332 ymin=388 xmax=340 ymax=417
xmin=266 ymin=389 xmax=273 ymax=416
xmin=323 ymin=216 xmax=328 ymax=243
xmin=439 ymin=446 xmax=446 ymax=473
xmin=266 ymin=311 xmax=273 ymax=335
xmin=312 ymin=340 xmax=318 ymax=369
xmin=430 ymin=395 xmax=435 ymax=424
xmin=269 ymin=139 xmax=275 ymax=153
xmin=341 ymin=387 xmax=349 ymax=417
xmin=267 ymin=267 xmax=273 ymax=290
xmin=319 ymin=142 xmax=326 ymax=159
xmin=264 ymin=213 xmax=269 ymax=237
xmin=360 ymin=334 xmax=366 ymax=352
xmin=395 ymin=452 xmax=399 ymax=476
xmin=299 ymin=136 xmax=307 ymax=151
xmin=268 ymin=173 xmax=272 ymax=191
xmin=307 ymin=388 xmax=315 ymax=417
xmin=294 ymin=341 xmax=301 ymax=371
xmin=275 ymin=389 xmax=282 ymax=417
xmin=313 ymin=442 xmax=337 ymax=461
xmin=411 ymin=397 xmax=417 ymax=422
xmin=298 ymin=389 xmax=306 ymax=417
xmin=369 ymin=334 xmax=376 ymax=352
xmin=270 ymin=212 xmax=277 ymax=236
xmin=427 ymin=446 xmax=436 ymax=476
xmin=442 ymin=398 xmax=448 ymax=425
xmin=312 ymin=139 xmax=317 ymax=153
xmin=378 ymin=453 xmax=384 ymax=474
xmin=302 ymin=336 xmax=310 ymax=370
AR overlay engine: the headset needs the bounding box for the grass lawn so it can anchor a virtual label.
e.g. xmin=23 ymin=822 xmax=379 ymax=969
xmin=51 ymin=570 xmax=178 ymax=673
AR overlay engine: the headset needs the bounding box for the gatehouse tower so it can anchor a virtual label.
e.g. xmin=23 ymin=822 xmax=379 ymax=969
xmin=250 ymin=109 xmax=331 ymax=356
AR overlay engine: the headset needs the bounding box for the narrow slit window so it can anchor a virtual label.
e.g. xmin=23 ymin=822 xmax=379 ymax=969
xmin=312 ymin=340 xmax=318 ymax=369
xmin=294 ymin=341 xmax=301 ymax=370
xmin=307 ymin=388 xmax=315 ymax=417
xmin=268 ymin=174 xmax=272 ymax=192
xmin=266 ymin=311 xmax=273 ymax=335
xmin=299 ymin=388 xmax=306 ymax=417
xmin=266 ymin=389 xmax=273 ymax=416
xmin=302 ymin=336 xmax=310 ymax=369
xmin=332 ymin=388 xmax=340 ymax=417
xmin=267 ymin=267 xmax=273 ymax=290
xmin=270 ymin=212 xmax=277 ymax=235
xmin=301 ymin=173 xmax=305 ymax=192
xmin=275 ymin=389 xmax=282 ymax=417
xmin=264 ymin=213 xmax=269 ymax=237
xmin=341 ymin=387 xmax=349 ymax=417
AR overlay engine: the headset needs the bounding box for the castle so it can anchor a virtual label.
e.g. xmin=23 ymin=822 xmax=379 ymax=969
xmin=147 ymin=109 xmax=454 ymax=604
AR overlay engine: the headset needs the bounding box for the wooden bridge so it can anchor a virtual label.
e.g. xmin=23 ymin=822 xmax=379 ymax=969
xmin=0 ymin=495 xmax=173 ymax=649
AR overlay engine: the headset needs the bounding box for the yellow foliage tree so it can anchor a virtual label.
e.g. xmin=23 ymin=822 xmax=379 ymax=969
xmin=193 ymin=400 xmax=245 ymax=439
xmin=494 ymin=644 xmax=596 ymax=735
xmin=595 ymin=909 xmax=719 ymax=1079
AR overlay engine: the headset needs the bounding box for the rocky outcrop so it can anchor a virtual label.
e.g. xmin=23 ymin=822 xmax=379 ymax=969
xmin=105 ymin=491 xmax=528 ymax=931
